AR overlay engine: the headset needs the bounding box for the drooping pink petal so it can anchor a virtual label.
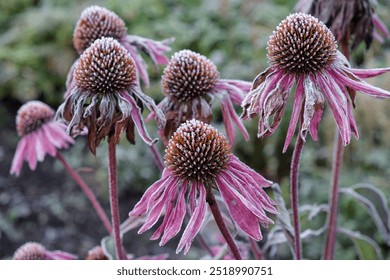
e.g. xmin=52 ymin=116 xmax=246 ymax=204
xmin=129 ymin=169 xmax=173 ymax=217
xmin=44 ymin=122 xmax=75 ymax=149
xmin=121 ymin=41 xmax=150 ymax=87
xmin=216 ymin=175 xmax=263 ymax=241
xmin=125 ymin=93 xmax=158 ymax=146
xmin=220 ymin=96 xmax=249 ymax=143
xmin=373 ymin=14 xmax=390 ymax=38
xmin=215 ymin=79 xmax=251 ymax=104
xmin=283 ymin=76 xmax=304 ymax=152
xmin=126 ymin=35 xmax=173 ymax=66
xmin=308 ymin=105 xmax=324 ymax=142
xmin=138 ymin=179 xmax=177 ymax=233
xmin=10 ymin=137 xmax=29 ymax=176
xmin=25 ymin=133 xmax=38 ymax=171
xmin=219 ymin=168 xmax=276 ymax=218
xmin=160 ymin=182 xmax=188 ymax=245
xmin=47 ymin=250 xmax=78 ymax=260
xmin=317 ymin=73 xmax=351 ymax=145
xmin=331 ymin=68 xmax=390 ymax=98
xmin=150 ymin=181 xmax=180 ymax=241
xmin=349 ymin=67 xmax=390 ymax=79
xmin=176 ymin=184 xmax=207 ymax=254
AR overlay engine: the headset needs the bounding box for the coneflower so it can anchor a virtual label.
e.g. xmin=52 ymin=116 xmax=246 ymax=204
xmin=67 ymin=5 xmax=173 ymax=90
xmin=13 ymin=242 xmax=77 ymax=260
xmin=295 ymin=0 xmax=389 ymax=50
xmin=129 ymin=120 xmax=277 ymax=258
xmin=10 ymin=100 xmax=112 ymax=233
xmin=58 ymin=37 xmax=165 ymax=154
xmin=58 ymin=37 xmax=165 ymax=260
xmin=241 ymin=12 xmax=390 ymax=260
xmin=148 ymin=49 xmax=251 ymax=145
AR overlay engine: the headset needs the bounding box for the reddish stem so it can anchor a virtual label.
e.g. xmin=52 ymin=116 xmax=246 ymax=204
xmin=107 ymin=138 xmax=126 ymax=260
xmin=56 ymin=152 xmax=112 ymax=233
xmin=249 ymin=239 xmax=264 ymax=260
xmin=206 ymin=189 xmax=242 ymax=260
xmin=290 ymin=135 xmax=305 ymax=260
xmin=323 ymin=131 xmax=343 ymax=259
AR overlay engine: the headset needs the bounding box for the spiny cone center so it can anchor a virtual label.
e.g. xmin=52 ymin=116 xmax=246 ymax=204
xmin=165 ymin=120 xmax=231 ymax=182
xmin=13 ymin=242 xmax=46 ymax=260
xmin=267 ymin=13 xmax=337 ymax=73
xmin=162 ymin=50 xmax=219 ymax=103
xmin=74 ymin=37 xmax=136 ymax=94
xmin=73 ymin=6 xmax=127 ymax=54
xmin=16 ymin=101 xmax=55 ymax=137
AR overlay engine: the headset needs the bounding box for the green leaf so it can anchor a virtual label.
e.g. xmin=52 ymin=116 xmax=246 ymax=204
xmin=101 ymin=236 xmax=116 ymax=260
xmin=339 ymin=228 xmax=383 ymax=260
xmin=340 ymin=183 xmax=390 ymax=245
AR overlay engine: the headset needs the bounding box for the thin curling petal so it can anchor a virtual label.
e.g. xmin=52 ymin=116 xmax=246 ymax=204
xmin=176 ymin=184 xmax=207 ymax=254
xmin=221 ymin=96 xmax=249 ymax=143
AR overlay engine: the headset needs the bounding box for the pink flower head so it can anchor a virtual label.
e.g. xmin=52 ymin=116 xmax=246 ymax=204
xmin=241 ymin=13 xmax=390 ymax=153
xmin=147 ymin=49 xmax=251 ymax=145
xmin=295 ymin=0 xmax=389 ymax=49
xmin=10 ymin=100 xmax=74 ymax=176
xmin=13 ymin=242 xmax=77 ymax=260
xmin=129 ymin=119 xmax=277 ymax=255
xmin=57 ymin=37 xmax=165 ymax=154
xmin=67 ymin=5 xmax=173 ymax=90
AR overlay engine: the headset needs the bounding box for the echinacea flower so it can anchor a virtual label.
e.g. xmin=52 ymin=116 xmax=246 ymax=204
xmin=13 ymin=242 xmax=77 ymax=260
xmin=67 ymin=5 xmax=173 ymax=90
xmin=10 ymin=100 xmax=74 ymax=176
xmin=295 ymin=0 xmax=389 ymax=49
xmin=57 ymin=37 xmax=165 ymax=154
xmin=147 ymin=49 xmax=251 ymax=144
xmin=129 ymin=119 xmax=277 ymax=254
xmin=241 ymin=13 xmax=390 ymax=152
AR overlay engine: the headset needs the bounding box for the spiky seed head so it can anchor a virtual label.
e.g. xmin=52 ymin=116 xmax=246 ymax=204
xmin=267 ymin=13 xmax=337 ymax=74
xmin=164 ymin=119 xmax=231 ymax=182
xmin=13 ymin=242 xmax=47 ymax=260
xmin=74 ymin=37 xmax=137 ymax=94
xmin=161 ymin=50 xmax=219 ymax=103
xmin=16 ymin=101 xmax=55 ymax=137
xmin=85 ymin=246 xmax=108 ymax=260
xmin=73 ymin=6 xmax=127 ymax=54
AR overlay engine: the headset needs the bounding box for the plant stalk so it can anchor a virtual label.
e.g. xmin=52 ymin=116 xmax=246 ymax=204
xmin=323 ymin=131 xmax=343 ymax=259
xmin=290 ymin=135 xmax=305 ymax=260
xmin=206 ymin=188 xmax=242 ymax=260
xmin=108 ymin=138 xmax=126 ymax=260
xmin=56 ymin=152 xmax=112 ymax=233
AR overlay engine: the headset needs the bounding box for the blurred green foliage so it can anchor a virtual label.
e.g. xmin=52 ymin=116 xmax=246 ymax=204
xmin=1 ymin=0 xmax=390 ymax=259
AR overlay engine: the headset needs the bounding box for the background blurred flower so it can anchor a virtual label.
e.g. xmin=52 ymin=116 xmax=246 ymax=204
xmin=10 ymin=100 xmax=74 ymax=176
xmin=13 ymin=242 xmax=77 ymax=260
